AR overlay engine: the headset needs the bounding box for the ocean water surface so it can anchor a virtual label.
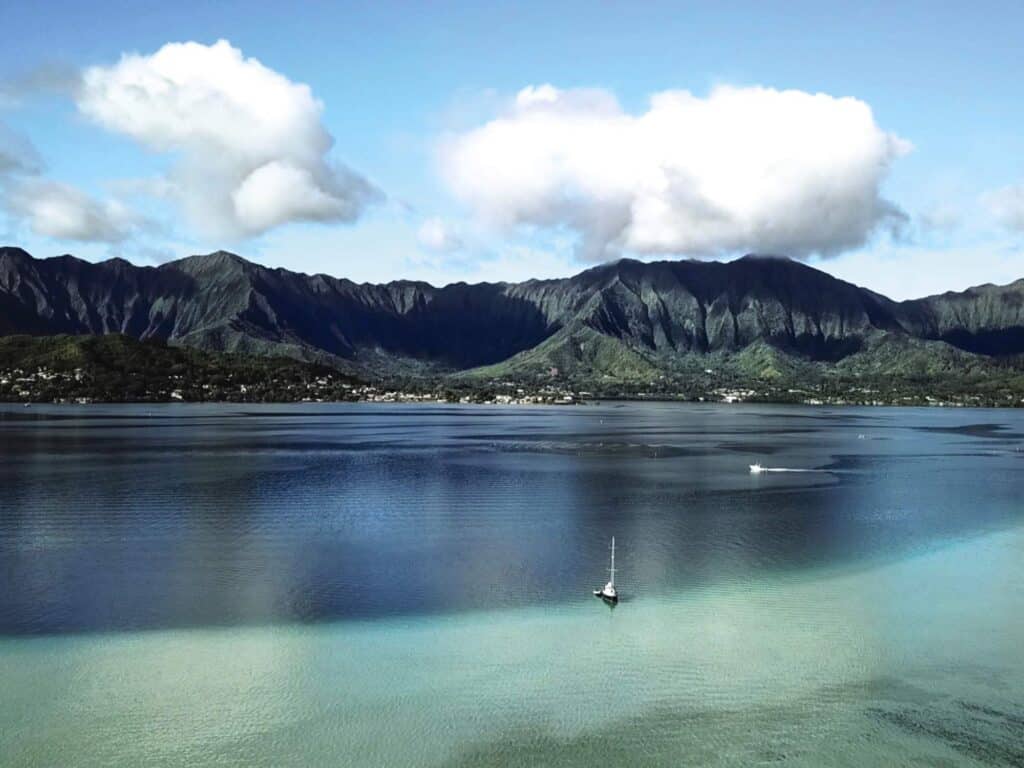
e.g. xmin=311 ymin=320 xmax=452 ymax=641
xmin=1 ymin=402 xmax=1023 ymax=766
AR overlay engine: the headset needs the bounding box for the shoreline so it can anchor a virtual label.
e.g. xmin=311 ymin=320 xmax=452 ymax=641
xmin=3 ymin=395 xmax=1023 ymax=410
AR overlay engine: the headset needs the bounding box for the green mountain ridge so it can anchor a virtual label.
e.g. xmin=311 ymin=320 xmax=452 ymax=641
xmin=2 ymin=246 xmax=1024 ymax=398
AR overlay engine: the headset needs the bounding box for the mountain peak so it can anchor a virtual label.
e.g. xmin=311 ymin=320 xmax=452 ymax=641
xmin=100 ymin=256 xmax=138 ymax=270
xmin=166 ymin=250 xmax=257 ymax=275
xmin=0 ymin=246 xmax=34 ymax=263
xmin=193 ymin=250 xmax=250 ymax=265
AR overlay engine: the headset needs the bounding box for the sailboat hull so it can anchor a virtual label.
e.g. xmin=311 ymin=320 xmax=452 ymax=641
xmin=593 ymin=590 xmax=618 ymax=603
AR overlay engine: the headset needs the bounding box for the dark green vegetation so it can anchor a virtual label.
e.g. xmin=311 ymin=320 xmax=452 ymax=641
xmin=0 ymin=334 xmax=358 ymax=403
xmin=2 ymin=246 xmax=1024 ymax=405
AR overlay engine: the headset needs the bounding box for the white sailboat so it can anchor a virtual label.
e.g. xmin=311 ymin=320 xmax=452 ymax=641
xmin=593 ymin=537 xmax=618 ymax=603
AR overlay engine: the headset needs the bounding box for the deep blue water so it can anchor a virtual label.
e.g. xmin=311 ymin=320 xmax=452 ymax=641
xmin=2 ymin=402 xmax=1022 ymax=634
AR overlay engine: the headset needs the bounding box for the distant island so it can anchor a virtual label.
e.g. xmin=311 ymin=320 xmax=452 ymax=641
xmin=2 ymin=246 xmax=1023 ymax=407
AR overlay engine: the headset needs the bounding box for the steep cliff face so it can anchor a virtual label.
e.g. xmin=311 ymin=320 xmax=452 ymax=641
xmin=553 ymin=256 xmax=902 ymax=360
xmin=0 ymin=247 xmax=558 ymax=369
xmin=0 ymin=247 xmax=226 ymax=339
xmin=1 ymin=246 xmax=1022 ymax=376
xmin=897 ymin=280 xmax=1024 ymax=356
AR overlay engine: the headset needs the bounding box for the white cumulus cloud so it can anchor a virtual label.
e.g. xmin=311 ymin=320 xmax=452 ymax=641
xmin=417 ymin=217 xmax=463 ymax=253
xmin=77 ymin=39 xmax=379 ymax=239
xmin=440 ymin=84 xmax=911 ymax=261
xmin=985 ymin=184 xmax=1024 ymax=233
xmin=0 ymin=121 xmax=132 ymax=243
xmin=4 ymin=179 xmax=133 ymax=242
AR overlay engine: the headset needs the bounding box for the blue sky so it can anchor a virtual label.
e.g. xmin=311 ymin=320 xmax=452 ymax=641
xmin=0 ymin=0 xmax=1022 ymax=298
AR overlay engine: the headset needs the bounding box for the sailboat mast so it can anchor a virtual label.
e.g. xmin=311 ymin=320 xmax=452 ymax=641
xmin=609 ymin=536 xmax=616 ymax=586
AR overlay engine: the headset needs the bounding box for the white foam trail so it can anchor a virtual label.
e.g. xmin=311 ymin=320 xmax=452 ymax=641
xmin=750 ymin=466 xmax=832 ymax=474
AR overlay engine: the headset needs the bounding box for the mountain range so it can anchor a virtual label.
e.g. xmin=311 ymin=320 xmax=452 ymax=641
xmin=2 ymin=245 xmax=1023 ymax=387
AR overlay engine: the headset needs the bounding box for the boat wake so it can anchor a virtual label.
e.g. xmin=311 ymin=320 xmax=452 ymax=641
xmin=750 ymin=463 xmax=829 ymax=474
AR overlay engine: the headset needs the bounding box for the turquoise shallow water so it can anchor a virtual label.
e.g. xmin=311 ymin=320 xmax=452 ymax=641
xmin=1 ymin=403 xmax=1023 ymax=766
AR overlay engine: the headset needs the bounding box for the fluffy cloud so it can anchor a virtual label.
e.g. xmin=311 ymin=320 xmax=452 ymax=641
xmin=77 ymin=40 xmax=379 ymax=238
xmin=985 ymin=185 xmax=1024 ymax=232
xmin=0 ymin=122 xmax=131 ymax=243
xmin=417 ymin=217 xmax=463 ymax=253
xmin=440 ymin=84 xmax=911 ymax=260
xmin=4 ymin=179 xmax=133 ymax=242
